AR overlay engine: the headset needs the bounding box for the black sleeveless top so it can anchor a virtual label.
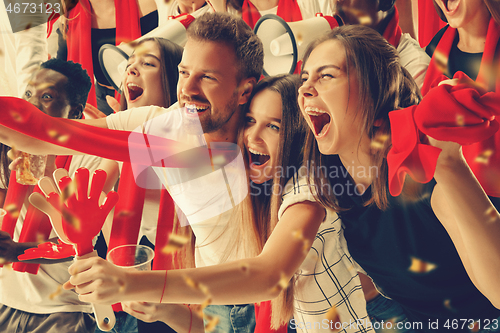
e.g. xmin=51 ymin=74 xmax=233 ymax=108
xmin=328 ymin=155 xmax=500 ymax=332
xmin=426 ymin=25 xmax=483 ymax=81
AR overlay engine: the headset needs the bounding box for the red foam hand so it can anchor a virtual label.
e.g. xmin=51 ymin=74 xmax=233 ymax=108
xmin=387 ymin=72 xmax=500 ymax=196
xmin=46 ymin=168 xmax=119 ymax=256
xmin=18 ymin=240 xmax=76 ymax=261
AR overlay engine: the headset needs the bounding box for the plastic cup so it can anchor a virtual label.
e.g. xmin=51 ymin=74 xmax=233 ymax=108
xmin=0 ymin=209 xmax=6 ymax=229
xmin=16 ymin=152 xmax=47 ymax=185
xmin=106 ymin=244 xmax=154 ymax=271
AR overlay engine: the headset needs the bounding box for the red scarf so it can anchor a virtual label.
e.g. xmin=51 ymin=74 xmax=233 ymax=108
xmin=242 ymin=0 xmax=303 ymax=29
xmin=382 ymin=7 xmax=402 ymax=48
xmin=387 ymin=72 xmax=500 ymax=197
xmin=417 ymin=0 xmax=446 ymax=48
xmin=2 ymin=156 xmax=72 ymax=274
xmin=420 ymin=17 xmax=500 ymax=197
xmin=66 ymin=0 xmax=141 ymax=106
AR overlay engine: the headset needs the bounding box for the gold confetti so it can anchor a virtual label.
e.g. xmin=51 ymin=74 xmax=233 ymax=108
xmin=0 ymin=258 xmax=7 ymax=265
xmin=339 ymin=6 xmax=372 ymax=26
xmin=370 ymin=134 xmax=390 ymax=150
xmin=434 ymin=49 xmax=449 ymax=75
xmin=61 ymin=181 xmax=76 ymax=203
xmin=47 ymin=129 xmax=70 ymax=143
xmin=183 ymin=276 xmax=210 ymax=296
xmin=475 ymin=149 xmax=494 ymax=164
xmin=116 ymin=210 xmax=134 ymax=218
xmin=325 ymin=305 xmax=341 ymax=332
xmin=115 ymin=276 xmax=126 ymax=293
xmin=49 ymin=284 xmax=63 ymax=300
xmin=200 ymin=297 xmax=212 ymax=310
xmin=408 ymin=256 xmax=437 ymax=273
xmin=292 ymin=229 xmax=304 ymax=240
xmin=204 ymin=315 xmax=220 ymax=333
xmin=62 ymin=208 xmax=81 ymax=230
xmin=325 ymin=305 xmax=340 ymax=321
xmin=456 ymin=114 xmax=465 ymax=126
xmin=4 ymin=203 xmax=19 ymax=219
xmin=10 ymin=111 xmax=24 ymax=123
xmin=456 ymin=77 xmax=487 ymax=91
xmin=36 ymin=232 xmax=45 ymax=243
xmin=295 ymin=32 xmax=303 ymax=44
xmin=270 ymin=272 xmax=289 ymax=293
xmin=444 ymin=299 xmax=457 ymax=312
xmin=162 ymin=233 xmax=189 ymax=254
xmin=485 ymin=207 xmax=499 ymax=223
xmin=292 ymin=230 xmax=311 ymax=254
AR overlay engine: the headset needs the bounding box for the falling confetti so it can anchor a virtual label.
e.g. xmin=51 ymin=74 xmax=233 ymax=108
xmin=485 ymin=207 xmax=498 ymax=223
xmin=116 ymin=210 xmax=134 ymax=218
xmin=10 ymin=111 xmax=24 ymax=123
xmin=183 ymin=276 xmax=210 ymax=296
xmin=325 ymin=305 xmax=342 ymax=332
xmin=115 ymin=276 xmax=126 ymax=293
xmin=4 ymin=204 xmax=20 ymax=219
xmin=270 ymin=272 xmax=289 ymax=293
xmin=204 ymin=315 xmax=220 ymax=332
xmin=456 ymin=114 xmax=465 ymax=127
xmin=292 ymin=229 xmax=304 ymax=241
xmin=36 ymin=232 xmax=45 ymax=243
xmin=339 ymin=6 xmax=372 ymax=26
xmin=61 ymin=181 xmax=76 ymax=203
xmin=443 ymin=299 xmax=457 ymax=312
xmin=200 ymin=297 xmax=212 ymax=311
xmin=162 ymin=233 xmax=190 ymax=254
xmin=434 ymin=49 xmax=449 ymax=75
xmin=408 ymin=256 xmax=437 ymax=273
xmin=475 ymin=149 xmax=494 ymax=164
xmin=62 ymin=208 xmax=81 ymax=230
xmin=49 ymin=284 xmax=63 ymax=300
xmin=47 ymin=129 xmax=70 ymax=143
xmin=370 ymin=134 xmax=390 ymax=150
xmin=291 ymin=229 xmax=310 ymax=254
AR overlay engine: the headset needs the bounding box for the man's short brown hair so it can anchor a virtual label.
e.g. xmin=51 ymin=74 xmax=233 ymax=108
xmin=187 ymin=12 xmax=264 ymax=82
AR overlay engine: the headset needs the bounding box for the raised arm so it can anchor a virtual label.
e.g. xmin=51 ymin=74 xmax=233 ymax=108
xmin=0 ymin=117 xmax=108 ymax=156
xmin=430 ymin=139 xmax=500 ymax=309
xmin=65 ymin=201 xmax=325 ymax=305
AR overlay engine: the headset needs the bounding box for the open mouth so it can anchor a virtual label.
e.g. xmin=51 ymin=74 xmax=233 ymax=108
xmin=442 ymin=0 xmax=459 ymax=12
xmin=127 ymin=83 xmax=144 ymax=102
xmin=185 ymin=103 xmax=209 ymax=115
xmin=306 ymin=107 xmax=331 ymax=136
xmin=248 ymin=147 xmax=270 ymax=167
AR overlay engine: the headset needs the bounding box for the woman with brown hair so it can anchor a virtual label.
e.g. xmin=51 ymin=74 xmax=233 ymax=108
xmin=298 ymin=25 xmax=500 ymax=331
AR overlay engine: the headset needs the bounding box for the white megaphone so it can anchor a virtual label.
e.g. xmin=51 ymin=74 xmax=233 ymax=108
xmin=254 ymin=13 xmax=342 ymax=76
xmin=99 ymin=14 xmax=195 ymax=93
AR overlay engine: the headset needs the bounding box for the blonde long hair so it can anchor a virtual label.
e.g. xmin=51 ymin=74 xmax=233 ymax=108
xmin=243 ymin=75 xmax=307 ymax=328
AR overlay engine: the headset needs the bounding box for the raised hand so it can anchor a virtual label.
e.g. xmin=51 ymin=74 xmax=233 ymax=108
xmin=41 ymin=168 xmax=119 ymax=256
